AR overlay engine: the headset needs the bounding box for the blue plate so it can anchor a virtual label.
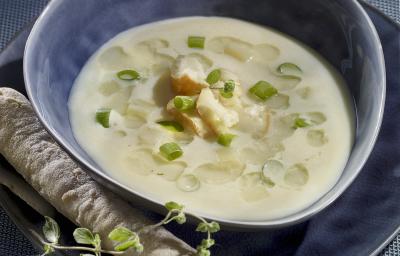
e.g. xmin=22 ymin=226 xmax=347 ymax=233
xmin=0 ymin=2 xmax=399 ymax=255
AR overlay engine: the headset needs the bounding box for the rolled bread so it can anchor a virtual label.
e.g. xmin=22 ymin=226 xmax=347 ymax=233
xmin=0 ymin=87 xmax=195 ymax=255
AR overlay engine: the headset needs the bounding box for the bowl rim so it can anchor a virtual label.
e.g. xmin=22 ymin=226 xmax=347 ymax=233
xmin=23 ymin=0 xmax=386 ymax=229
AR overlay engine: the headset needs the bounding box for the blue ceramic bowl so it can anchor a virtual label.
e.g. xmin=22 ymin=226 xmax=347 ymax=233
xmin=24 ymin=0 xmax=385 ymax=229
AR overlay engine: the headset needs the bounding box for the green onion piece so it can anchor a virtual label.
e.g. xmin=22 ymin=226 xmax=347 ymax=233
xmin=206 ymin=69 xmax=221 ymax=85
xmin=159 ymin=142 xmax=183 ymax=161
xmin=96 ymin=108 xmax=111 ymax=128
xmin=188 ymin=36 xmax=205 ymax=49
xmin=217 ymin=134 xmax=236 ymax=147
xmin=157 ymin=121 xmax=184 ymax=132
xmin=220 ymin=90 xmax=233 ymax=98
xmin=249 ymin=81 xmax=278 ymax=101
xmin=224 ymin=80 xmax=235 ymax=93
xmin=294 ymin=118 xmax=310 ymax=128
xmin=173 ymin=96 xmax=195 ymax=111
xmin=116 ymin=69 xmax=140 ymax=81
xmin=277 ymin=63 xmax=302 ymax=74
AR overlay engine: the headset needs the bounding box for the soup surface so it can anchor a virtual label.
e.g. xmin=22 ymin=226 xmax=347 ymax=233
xmin=69 ymin=17 xmax=354 ymax=221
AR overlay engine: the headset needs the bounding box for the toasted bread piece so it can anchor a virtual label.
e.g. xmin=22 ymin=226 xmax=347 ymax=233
xmin=196 ymin=88 xmax=239 ymax=135
xmin=166 ymin=99 xmax=213 ymax=138
xmin=170 ymin=54 xmax=212 ymax=95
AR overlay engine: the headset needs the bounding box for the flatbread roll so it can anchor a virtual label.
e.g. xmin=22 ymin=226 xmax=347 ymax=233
xmin=0 ymin=87 xmax=195 ymax=255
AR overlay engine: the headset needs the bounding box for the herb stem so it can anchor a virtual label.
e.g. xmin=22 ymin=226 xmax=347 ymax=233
xmin=30 ymin=229 xmax=125 ymax=255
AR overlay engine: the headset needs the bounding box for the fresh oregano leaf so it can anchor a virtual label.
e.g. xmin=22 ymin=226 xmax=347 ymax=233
xmin=196 ymin=222 xmax=209 ymax=233
xmin=93 ymin=233 xmax=101 ymax=249
xmin=196 ymin=246 xmax=211 ymax=256
xmin=200 ymin=238 xmax=215 ymax=249
xmin=73 ymin=228 xmax=95 ymax=245
xmin=208 ymin=222 xmax=220 ymax=233
xmin=43 ymin=244 xmax=54 ymax=255
xmin=115 ymin=239 xmax=137 ymax=251
xmin=108 ymin=227 xmax=135 ymax=242
xmin=165 ymin=201 xmax=183 ymax=211
xmin=42 ymin=216 xmax=60 ymax=244
xmin=173 ymin=212 xmax=186 ymax=224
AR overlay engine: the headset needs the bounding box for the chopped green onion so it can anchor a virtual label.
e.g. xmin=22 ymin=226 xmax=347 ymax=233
xmin=217 ymin=134 xmax=236 ymax=147
xmin=249 ymin=81 xmax=278 ymax=101
xmin=173 ymin=96 xmax=195 ymax=111
xmin=277 ymin=63 xmax=302 ymax=74
xmin=157 ymin=121 xmax=184 ymax=132
xmin=223 ymin=80 xmax=235 ymax=93
xmin=206 ymin=69 xmax=221 ymax=85
xmin=116 ymin=69 xmax=140 ymax=81
xmin=294 ymin=118 xmax=310 ymax=128
xmin=188 ymin=36 xmax=205 ymax=49
xmin=219 ymin=80 xmax=235 ymax=98
xmin=96 ymin=108 xmax=111 ymax=128
xmin=159 ymin=142 xmax=183 ymax=161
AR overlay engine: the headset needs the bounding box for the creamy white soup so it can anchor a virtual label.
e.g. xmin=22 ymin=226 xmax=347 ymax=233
xmin=69 ymin=17 xmax=354 ymax=221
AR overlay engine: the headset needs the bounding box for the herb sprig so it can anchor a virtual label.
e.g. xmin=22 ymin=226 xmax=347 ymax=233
xmin=34 ymin=201 xmax=220 ymax=256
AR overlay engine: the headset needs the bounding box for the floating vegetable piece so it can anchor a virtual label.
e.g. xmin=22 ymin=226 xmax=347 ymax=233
xmin=117 ymin=69 xmax=141 ymax=81
xmin=277 ymin=62 xmax=302 ymax=75
xmin=206 ymin=69 xmax=221 ymax=85
xmin=104 ymin=86 xmax=133 ymax=114
xmin=249 ymin=81 xmax=278 ymax=101
xmin=294 ymin=118 xmax=311 ymax=128
xmin=239 ymin=172 xmax=272 ymax=202
xmin=307 ymin=129 xmax=328 ymax=147
xmin=296 ymin=86 xmax=312 ymax=99
xmin=173 ymin=96 xmax=196 ymax=112
xmin=254 ymin=43 xmax=280 ymax=61
xmin=207 ymin=37 xmax=254 ymax=62
xmin=123 ymin=115 xmax=146 ymax=129
xmin=237 ymin=105 xmax=270 ymax=136
xmin=97 ymin=46 xmax=131 ymax=70
xmin=188 ymin=36 xmax=205 ymax=49
xmin=194 ymin=160 xmax=245 ymax=184
xmin=217 ymin=134 xmax=236 ymax=147
xmin=274 ymin=75 xmax=301 ymax=91
xmin=159 ymin=142 xmax=183 ymax=161
xmin=177 ymin=174 xmax=201 ymax=192
xmin=219 ymin=80 xmax=236 ymax=99
xmin=137 ymin=38 xmax=169 ymax=50
xmin=157 ymin=121 xmax=184 ymax=132
xmin=155 ymin=161 xmax=187 ymax=181
xmin=284 ymin=164 xmax=309 ymax=187
xmin=98 ymin=81 xmax=120 ymax=96
xmin=265 ymin=93 xmax=290 ymax=110
xmin=305 ymin=112 xmax=327 ymax=125
xmin=125 ymin=148 xmax=157 ymax=175
xmin=96 ymin=108 xmax=111 ymax=128
xmin=262 ymin=160 xmax=284 ymax=184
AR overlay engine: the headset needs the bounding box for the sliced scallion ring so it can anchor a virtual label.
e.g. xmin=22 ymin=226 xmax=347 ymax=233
xmin=277 ymin=63 xmax=302 ymax=75
xmin=206 ymin=69 xmax=221 ymax=85
xmin=173 ymin=96 xmax=195 ymax=111
xmin=95 ymin=108 xmax=111 ymax=128
xmin=157 ymin=121 xmax=184 ymax=132
xmin=159 ymin=142 xmax=183 ymax=161
xmin=187 ymin=36 xmax=205 ymax=49
xmin=249 ymin=81 xmax=278 ymax=101
xmin=294 ymin=117 xmax=311 ymax=128
xmin=217 ymin=133 xmax=236 ymax=147
xmin=116 ymin=69 xmax=140 ymax=81
xmin=176 ymin=174 xmax=200 ymax=192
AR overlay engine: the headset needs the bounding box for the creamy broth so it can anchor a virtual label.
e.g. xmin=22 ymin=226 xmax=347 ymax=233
xmin=69 ymin=17 xmax=354 ymax=221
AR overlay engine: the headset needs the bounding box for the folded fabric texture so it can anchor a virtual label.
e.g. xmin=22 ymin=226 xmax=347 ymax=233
xmin=0 ymin=87 xmax=195 ymax=256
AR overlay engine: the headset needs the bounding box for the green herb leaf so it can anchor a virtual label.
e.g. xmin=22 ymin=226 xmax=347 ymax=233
xmin=249 ymin=81 xmax=278 ymax=101
xmin=114 ymin=239 xmax=137 ymax=251
xmin=173 ymin=212 xmax=187 ymax=224
xmin=73 ymin=228 xmax=95 ymax=245
xmin=165 ymin=201 xmax=184 ymax=211
xmin=42 ymin=216 xmax=60 ymax=244
xmin=173 ymin=96 xmax=195 ymax=111
xmin=223 ymin=80 xmax=235 ymax=93
xmin=157 ymin=121 xmax=184 ymax=132
xmin=217 ymin=134 xmax=236 ymax=147
xmin=116 ymin=69 xmax=141 ymax=81
xmin=93 ymin=233 xmax=101 ymax=249
xmin=277 ymin=62 xmax=302 ymax=75
xmin=206 ymin=69 xmax=221 ymax=85
xmin=95 ymin=108 xmax=111 ymax=128
xmin=219 ymin=90 xmax=233 ymax=98
xmin=200 ymin=238 xmax=215 ymax=249
xmin=108 ymin=227 xmax=135 ymax=242
xmin=294 ymin=118 xmax=310 ymax=128
xmin=208 ymin=222 xmax=220 ymax=233
xmin=196 ymin=222 xmax=209 ymax=233
xmin=43 ymin=244 xmax=54 ymax=255
xmin=196 ymin=247 xmax=211 ymax=256
xmin=188 ymin=36 xmax=205 ymax=49
xmin=159 ymin=142 xmax=183 ymax=161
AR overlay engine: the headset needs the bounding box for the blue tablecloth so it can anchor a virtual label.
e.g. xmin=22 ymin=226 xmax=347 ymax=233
xmin=0 ymin=0 xmax=399 ymax=255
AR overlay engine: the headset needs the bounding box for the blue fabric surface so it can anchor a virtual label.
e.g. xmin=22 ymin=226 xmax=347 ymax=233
xmin=0 ymin=1 xmax=399 ymax=256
